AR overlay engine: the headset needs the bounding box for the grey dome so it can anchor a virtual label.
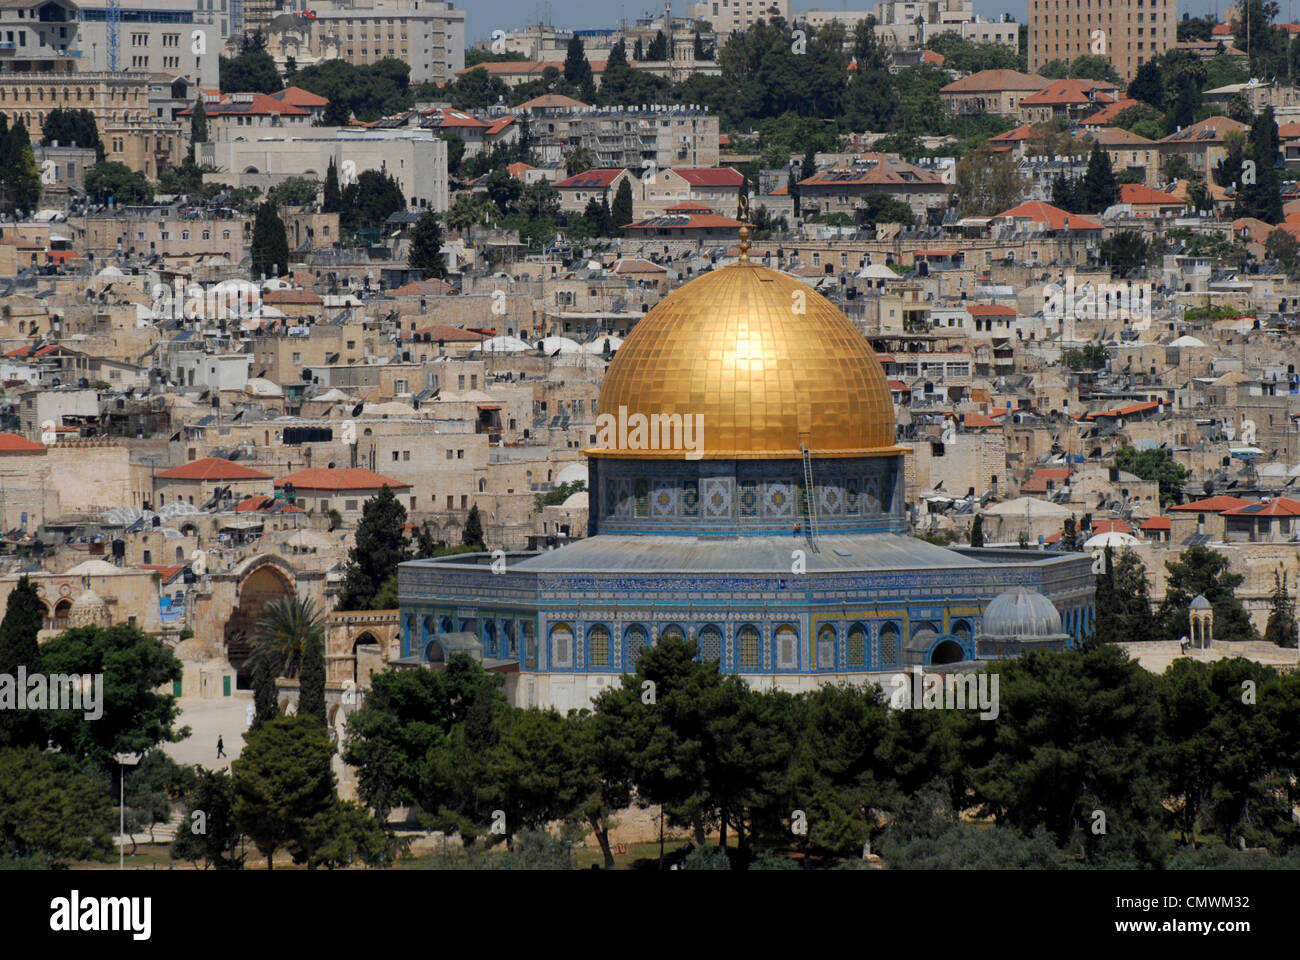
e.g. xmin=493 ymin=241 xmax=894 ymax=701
xmin=1190 ymin=594 xmax=1212 ymax=610
xmin=982 ymin=586 xmax=1063 ymax=638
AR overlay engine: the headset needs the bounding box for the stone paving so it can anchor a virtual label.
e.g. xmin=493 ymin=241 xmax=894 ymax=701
xmin=1119 ymin=640 xmax=1299 ymax=675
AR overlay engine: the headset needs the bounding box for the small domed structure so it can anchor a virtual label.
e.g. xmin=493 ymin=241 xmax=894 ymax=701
xmin=67 ymin=587 xmax=111 ymax=629
xmin=977 ymin=586 xmax=1071 ymax=658
xmin=1190 ymin=594 xmax=1212 ymax=610
xmin=174 ymin=636 xmax=220 ymax=661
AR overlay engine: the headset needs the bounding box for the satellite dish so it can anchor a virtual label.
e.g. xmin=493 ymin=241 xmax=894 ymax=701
xmin=351 ymin=402 xmax=364 ymax=418
xmin=190 ymin=549 xmax=207 ymax=577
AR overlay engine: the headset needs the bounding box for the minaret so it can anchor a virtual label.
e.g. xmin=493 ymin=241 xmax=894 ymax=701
xmin=665 ymin=0 xmax=673 ymax=72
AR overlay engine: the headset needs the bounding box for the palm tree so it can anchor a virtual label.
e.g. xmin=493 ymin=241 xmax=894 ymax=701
xmin=247 ymin=595 xmax=324 ymax=679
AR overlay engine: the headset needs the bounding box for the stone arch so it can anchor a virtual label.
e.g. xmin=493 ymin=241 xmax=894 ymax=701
xmin=930 ymin=639 xmax=965 ymax=665
xmin=223 ymin=556 xmax=298 ymax=688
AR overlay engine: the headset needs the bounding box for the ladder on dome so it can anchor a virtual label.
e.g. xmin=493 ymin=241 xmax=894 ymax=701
xmin=800 ymin=443 xmax=820 ymax=549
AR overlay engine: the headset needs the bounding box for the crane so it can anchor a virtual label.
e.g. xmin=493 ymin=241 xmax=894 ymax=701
xmin=107 ymin=0 xmax=121 ymax=72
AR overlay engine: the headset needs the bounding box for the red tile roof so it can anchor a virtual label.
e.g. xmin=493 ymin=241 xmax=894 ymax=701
xmin=888 ymin=380 xmax=911 ymax=391
xmin=674 ymin=167 xmax=745 ymax=187
xmin=967 ymin=303 xmax=1016 ymax=316
xmin=183 ymin=93 xmax=309 ymax=117
xmin=1160 ymin=115 xmax=1249 ymax=143
xmin=273 ymin=86 xmax=329 ymax=108
xmin=1119 ymin=183 xmax=1184 ymax=206
xmin=1221 ymin=497 xmax=1300 ymax=517
xmin=4 ymin=343 xmax=58 ymax=359
xmin=992 ymin=201 xmax=1102 ymax=231
xmin=989 ymin=123 xmax=1033 ymax=143
xmin=960 ymin=412 xmax=1000 ymax=428
xmin=1081 ymin=97 xmax=1143 ymax=125
xmin=1140 ymin=516 xmax=1171 ymax=530
xmin=1020 ymin=79 xmax=1122 ymax=106
xmin=155 ymin=457 xmax=272 ymax=481
xmin=1168 ymin=495 xmax=1253 ymax=513
xmin=410 ymin=322 xmax=487 ymax=342
xmin=1090 ymin=518 xmax=1133 ymax=535
xmin=556 ymin=168 xmax=627 ymax=189
xmin=0 ymin=432 xmax=44 ymax=452
xmin=233 ymin=494 xmax=306 ymax=513
xmin=262 ymin=289 xmax=323 ymax=305
xmin=940 ymin=69 xmax=1049 ymax=93
xmin=276 ymin=468 xmax=411 ymax=491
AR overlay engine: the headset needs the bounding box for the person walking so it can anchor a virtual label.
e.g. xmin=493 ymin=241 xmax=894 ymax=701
xmin=216 ymin=735 xmax=226 ymax=759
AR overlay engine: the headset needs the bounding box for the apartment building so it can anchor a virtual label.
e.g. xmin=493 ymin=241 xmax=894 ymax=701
xmin=76 ymin=0 xmax=219 ymax=87
xmin=307 ymin=0 xmax=465 ymax=85
xmin=524 ymin=105 xmax=720 ymax=171
xmin=1029 ymin=0 xmax=1177 ymax=82
xmin=689 ymin=0 xmax=791 ymax=33
xmin=0 ymin=0 xmax=81 ymax=74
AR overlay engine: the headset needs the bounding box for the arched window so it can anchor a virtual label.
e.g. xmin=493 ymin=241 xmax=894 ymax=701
xmin=439 ymin=615 xmax=453 ymax=633
xmin=817 ymin=624 xmax=836 ymax=670
xmin=775 ymin=624 xmax=798 ymax=669
xmin=624 ymin=624 xmax=649 ymax=668
xmin=697 ymin=625 xmax=722 ymax=663
xmin=587 ymin=624 xmax=610 ymax=668
xmin=53 ymin=598 xmax=71 ymax=631
xmin=847 ymin=623 xmax=868 ymax=668
xmin=659 ymin=623 xmax=685 ymax=643
xmin=950 ymin=618 xmax=972 ymax=642
xmin=483 ymin=620 xmax=496 ymax=657
xmin=523 ymin=623 xmax=537 ymax=667
xmin=879 ymin=622 xmax=900 ymax=667
xmin=503 ymin=621 xmax=516 ymax=657
xmin=549 ymin=623 xmax=573 ymax=668
xmin=737 ymin=624 xmax=760 ymax=670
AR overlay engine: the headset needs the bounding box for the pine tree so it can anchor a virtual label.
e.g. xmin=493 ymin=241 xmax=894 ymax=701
xmin=252 ymin=659 xmax=278 ymax=730
xmin=407 ymin=209 xmax=445 ymax=278
xmin=463 ymin=503 xmax=484 ymax=548
xmin=298 ymin=627 xmax=326 ymax=726
xmin=190 ymin=96 xmax=208 ymax=161
xmin=633 ymin=37 xmax=643 ymax=60
xmin=1264 ymin=567 xmax=1298 ymax=647
xmin=612 ymin=178 xmax=633 ymax=229
xmin=0 ymin=575 xmax=45 ymax=748
xmin=249 ymin=200 xmax=289 ymax=279
xmin=337 ymin=486 xmax=411 ymax=611
xmin=2 ymin=119 xmax=41 ymax=215
xmin=1081 ymin=140 xmax=1117 ymax=213
xmin=969 ymin=514 xmax=984 ymax=548
xmin=323 ymin=158 xmax=341 ymax=213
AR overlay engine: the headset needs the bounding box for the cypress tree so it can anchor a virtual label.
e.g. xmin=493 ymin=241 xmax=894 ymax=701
xmin=0 ymin=575 xmax=45 ymax=747
xmin=297 ymin=629 xmax=326 ymax=726
xmin=612 ymin=178 xmax=633 ymax=229
xmin=190 ymin=95 xmax=208 ymax=159
xmin=969 ymin=514 xmax=984 ymax=548
xmin=249 ymin=200 xmax=289 ymax=279
xmin=323 ymin=158 xmax=341 ymax=214
xmin=252 ymin=658 xmax=278 ymax=730
xmin=463 ymin=504 xmax=484 ymax=548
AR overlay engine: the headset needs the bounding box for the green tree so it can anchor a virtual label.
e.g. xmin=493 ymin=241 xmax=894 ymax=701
xmin=232 ymin=715 xmax=336 ymax=870
xmin=122 ymin=749 xmax=195 ymax=849
xmin=1081 ymin=139 xmax=1118 ymax=213
xmin=961 ymin=644 xmax=1168 ymax=866
xmin=344 ymin=653 xmax=500 ymax=820
xmin=39 ymin=624 xmax=186 ymax=768
xmin=564 ymin=35 xmax=593 ymax=88
xmin=249 ymin=200 xmax=289 ymax=278
xmin=300 ymin=798 xmax=393 ymax=868
xmin=1091 ymin=547 xmax=1156 ymax=645
xmin=0 ymin=118 xmax=40 ymax=213
xmin=647 ymin=30 xmax=668 ymax=60
xmin=252 ymin=658 xmax=278 ymax=730
xmin=1264 ymin=567 xmax=1298 ymax=647
xmin=1266 ymin=227 xmax=1300 ymax=277
xmin=266 ymin=176 xmax=320 ymax=208
xmin=1098 ymin=229 xmax=1149 ymax=275
xmin=407 ymin=209 xmax=446 ymax=278
xmin=323 ymin=158 xmax=341 ymax=213
xmin=170 ymin=766 xmax=243 ymax=869
xmin=219 ymin=46 xmax=284 ymax=94
xmin=484 ymin=165 xmax=522 ymax=214
xmin=41 ymin=107 xmax=105 ymax=162
xmin=1115 ymin=444 xmax=1188 ymax=507
xmin=462 ymin=503 xmax=485 ymax=548
xmin=297 ymin=618 xmax=327 ymax=727
xmin=341 ymin=168 xmax=405 ymax=232
xmin=952 ymin=147 xmax=1022 ymax=217
xmin=248 ymin=595 xmax=325 ymax=680
xmin=611 ymin=177 xmax=634 ymax=228
xmin=0 ymin=576 xmax=44 ymax=748
xmin=969 ymin=514 xmax=984 ymax=547
xmin=85 ymin=160 xmax=153 ymax=205
xmin=1156 ymin=545 xmax=1259 ymax=645
xmin=337 ymin=486 xmax=411 ymax=610
xmin=0 ymin=747 xmax=114 ymax=867
xmin=189 ymin=96 xmax=208 ymax=160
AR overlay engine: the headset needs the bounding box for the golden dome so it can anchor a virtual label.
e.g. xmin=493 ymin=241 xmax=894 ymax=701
xmin=589 ymin=260 xmax=900 ymax=460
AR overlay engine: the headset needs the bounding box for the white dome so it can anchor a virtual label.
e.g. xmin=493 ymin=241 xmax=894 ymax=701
xmin=539 ymin=336 xmax=583 ymax=354
xmin=982 ymin=587 xmax=1063 ymax=639
xmin=1083 ymin=531 xmax=1140 ymax=549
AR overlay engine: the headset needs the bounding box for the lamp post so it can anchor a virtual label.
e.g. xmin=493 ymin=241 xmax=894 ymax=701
xmin=114 ymin=752 xmax=139 ymax=870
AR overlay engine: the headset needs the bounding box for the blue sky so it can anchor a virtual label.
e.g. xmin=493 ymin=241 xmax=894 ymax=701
xmin=460 ymin=0 xmax=1230 ymax=45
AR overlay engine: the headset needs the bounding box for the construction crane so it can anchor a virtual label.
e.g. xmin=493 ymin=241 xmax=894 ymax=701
xmin=107 ymin=0 xmax=121 ymax=72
